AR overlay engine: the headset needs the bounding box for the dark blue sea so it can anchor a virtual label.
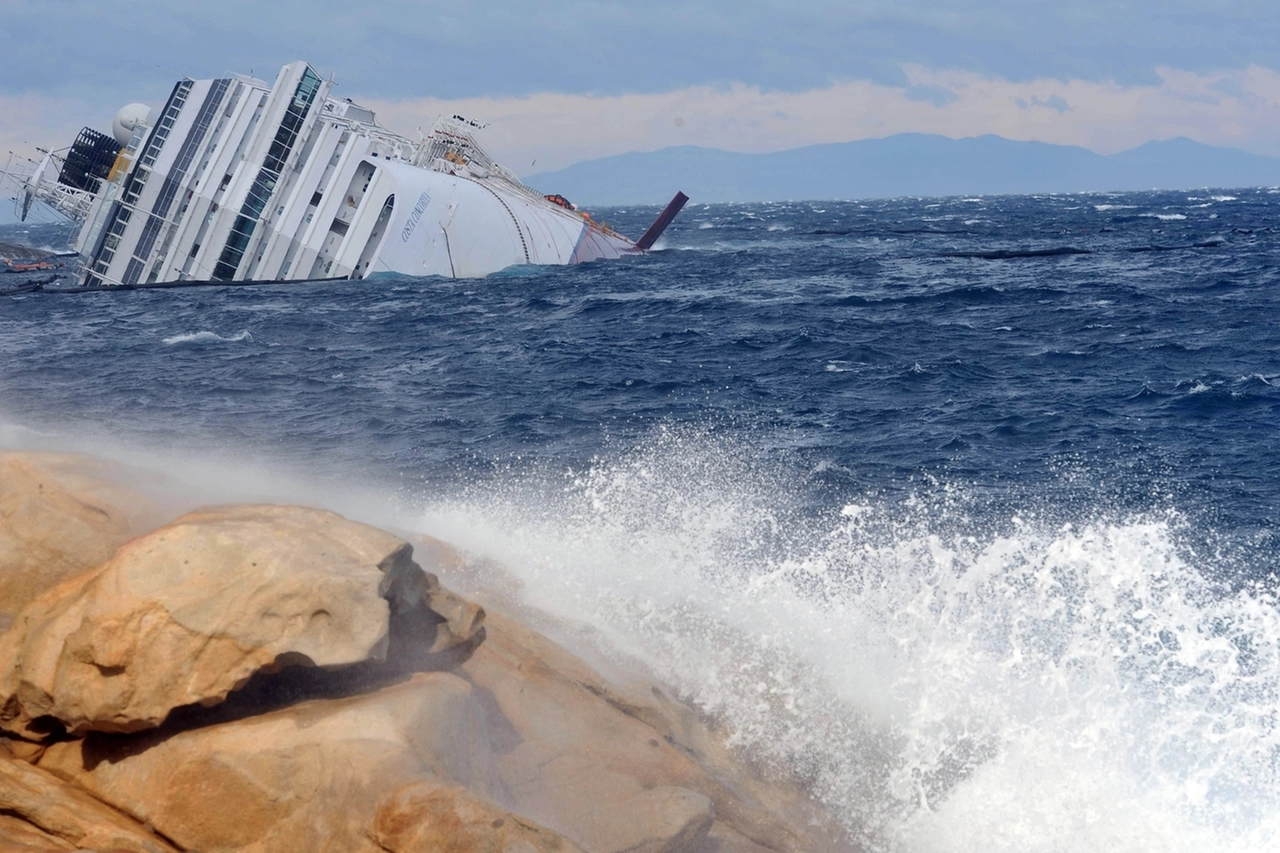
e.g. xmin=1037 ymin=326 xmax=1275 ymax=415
xmin=3 ymin=189 xmax=1279 ymax=851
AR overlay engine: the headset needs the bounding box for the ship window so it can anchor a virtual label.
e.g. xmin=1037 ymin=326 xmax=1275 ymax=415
xmin=310 ymin=191 xmax=322 ymax=206
xmin=219 ymin=174 xmax=232 ymax=191
xmin=190 ymin=243 xmax=200 ymax=256
xmin=213 ymin=67 xmax=322 ymax=279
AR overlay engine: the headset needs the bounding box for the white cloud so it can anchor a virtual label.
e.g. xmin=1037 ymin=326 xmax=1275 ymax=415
xmin=358 ymin=65 xmax=1280 ymax=175
xmin=6 ymin=66 xmax=1280 ymax=182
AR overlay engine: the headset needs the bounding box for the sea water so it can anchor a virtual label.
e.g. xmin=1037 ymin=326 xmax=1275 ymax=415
xmin=3 ymin=189 xmax=1279 ymax=851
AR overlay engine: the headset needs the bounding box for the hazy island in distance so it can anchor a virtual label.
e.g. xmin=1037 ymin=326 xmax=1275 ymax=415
xmin=527 ymin=133 xmax=1280 ymax=205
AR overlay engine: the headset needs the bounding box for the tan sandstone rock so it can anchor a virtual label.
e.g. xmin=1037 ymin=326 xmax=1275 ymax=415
xmin=0 ymin=753 xmax=175 ymax=852
xmin=11 ymin=497 xmax=838 ymax=852
xmin=407 ymin=536 xmax=850 ymax=852
xmin=0 ymin=814 xmax=73 ymax=852
xmin=0 ymin=504 xmax=482 ymax=739
xmin=449 ymin=608 xmax=847 ymax=852
xmin=31 ymin=601 xmax=847 ymax=852
xmin=0 ymin=452 xmax=167 ymax=618
xmin=37 ymin=662 xmax=726 ymax=853
xmin=39 ymin=671 xmax=495 ymax=853
xmin=372 ymin=778 xmax=586 ymax=853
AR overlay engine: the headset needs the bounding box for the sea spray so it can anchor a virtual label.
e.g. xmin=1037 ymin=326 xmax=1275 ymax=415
xmin=417 ymin=426 xmax=1280 ymax=852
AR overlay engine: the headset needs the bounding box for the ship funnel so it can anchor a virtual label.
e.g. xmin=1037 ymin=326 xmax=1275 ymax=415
xmin=635 ymin=192 xmax=690 ymax=251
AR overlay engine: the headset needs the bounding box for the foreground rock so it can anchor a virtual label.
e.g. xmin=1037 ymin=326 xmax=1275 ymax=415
xmin=450 ymin=609 xmax=837 ymax=852
xmin=0 ymin=752 xmax=175 ymax=852
xmin=41 ymin=671 xmax=490 ymax=852
xmin=37 ymin=665 xmax=729 ymax=853
xmin=37 ymin=607 xmax=847 ymax=852
xmin=0 ymin=450 xmax=848 ymax=851
xmin=0 ymin=504 xmax=481 ymax=739
xmin=0 ymin=452 xmax=167 ymax=618
xmin=372 ymin=779 xmax=585 ymax=852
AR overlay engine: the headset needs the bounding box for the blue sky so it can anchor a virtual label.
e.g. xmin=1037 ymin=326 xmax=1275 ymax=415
xmin=3 ymin=0 xmax=1280 ymax=173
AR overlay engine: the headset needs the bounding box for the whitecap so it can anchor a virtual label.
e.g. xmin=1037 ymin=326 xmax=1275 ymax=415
xmin=162 ymin=330 xmax=253 ymax=346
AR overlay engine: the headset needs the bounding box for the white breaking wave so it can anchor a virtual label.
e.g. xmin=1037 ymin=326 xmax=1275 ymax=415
xmin=417 ymin=426 xmax=1280 ymax=853
xmin=1143 ymin=213 xmax=1188 ymax=221
xmin=162 ymin=330 xmax=253 ymax=346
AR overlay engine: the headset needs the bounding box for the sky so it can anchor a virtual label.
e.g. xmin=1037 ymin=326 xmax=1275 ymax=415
xmin=4 ymin=0 xmax=1280 ymax=176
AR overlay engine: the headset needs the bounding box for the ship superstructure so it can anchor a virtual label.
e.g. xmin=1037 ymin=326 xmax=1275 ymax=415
xmin=9 ymin=61 xmax=686 ymax=287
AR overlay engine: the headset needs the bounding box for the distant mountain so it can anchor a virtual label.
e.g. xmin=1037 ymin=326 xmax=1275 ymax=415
xmin=526 ymin=134 xmax=1280 ymax=205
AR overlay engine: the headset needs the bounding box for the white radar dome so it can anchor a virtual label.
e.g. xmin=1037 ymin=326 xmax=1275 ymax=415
xmin=112 ymin=103 xmax=151 ymax=146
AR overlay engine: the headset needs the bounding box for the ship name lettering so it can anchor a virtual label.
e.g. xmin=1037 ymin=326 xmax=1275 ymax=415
xmin=401 ymin=192 xmax=432 ymax=242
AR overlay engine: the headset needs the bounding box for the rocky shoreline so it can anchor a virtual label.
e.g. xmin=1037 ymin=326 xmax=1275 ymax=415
xmin=0 ymin=451 xmax=850 ymax=852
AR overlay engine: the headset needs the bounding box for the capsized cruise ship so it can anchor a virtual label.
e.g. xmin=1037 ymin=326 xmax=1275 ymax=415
xmin=11 ymin=61 xmax=688 ymax=287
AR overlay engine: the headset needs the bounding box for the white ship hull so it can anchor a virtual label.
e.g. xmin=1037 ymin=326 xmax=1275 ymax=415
xmin=9 ymin=61 xmax=684 ymax=288
xmin=332 ymin=159 xmax=634 ymax=281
